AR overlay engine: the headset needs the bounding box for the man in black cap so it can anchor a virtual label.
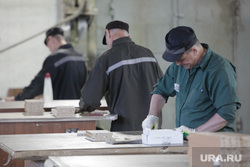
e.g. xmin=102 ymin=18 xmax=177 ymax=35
xmin=79 ymin=20 xmax=163 ymax=131
xmin=12 ymin=27 xmax=87 ymax=100
xmin=142 ymin=26 xmax=241 ymax=133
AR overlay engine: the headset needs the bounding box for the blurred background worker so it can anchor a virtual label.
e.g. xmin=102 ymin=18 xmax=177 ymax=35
xmin=79 ymin=20 xmax=163 ymax=131
xmin=142 ymin=26 xmax=241 ymax=133
xmin=8 ymin=27 xmax=87 ymax=101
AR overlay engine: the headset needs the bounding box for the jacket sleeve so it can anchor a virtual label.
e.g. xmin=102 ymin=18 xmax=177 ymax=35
xmin=15 ymin=70 xmax=45 ymax=100
xmin=151 ymin=63 xmax=176 ymax=102
xmin=79 ymin=57 xmax=108 ymax=112
xmin=208 ymin=62 xmax=241 ymax=122
xmin=15 ymin=57 xmax=55 ymax=100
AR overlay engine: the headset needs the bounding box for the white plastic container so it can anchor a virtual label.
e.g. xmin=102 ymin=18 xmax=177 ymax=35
xmin=142 ymin=128 xmax=183 ymax=145
xmin=43 ymin=73 xmax=53 ymax=102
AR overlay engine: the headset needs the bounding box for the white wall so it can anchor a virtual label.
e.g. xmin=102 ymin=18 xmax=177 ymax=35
xmin=0 ymin=0 xmax=60 ymax=96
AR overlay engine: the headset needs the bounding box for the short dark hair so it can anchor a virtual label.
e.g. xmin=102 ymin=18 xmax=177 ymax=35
xmin=44 ymin=27 xmax=64 ymax=45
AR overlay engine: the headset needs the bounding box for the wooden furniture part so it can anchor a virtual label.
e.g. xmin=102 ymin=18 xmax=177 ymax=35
xmin=0 ymin=101 xmax=25 ymax=112
xmin=44 ymin=154 xmax=189 ymax=167
xmin=0 ymin=99 xmax=108 ymax=112
xmin=0 ymin=132 xmax=188 ymax=167
xmin=85 ymin=130 xmax=114 ymax=142
xmin=0 ymin=112 xmax=117 ymax=167
xmin=7 ymin=88 xmax=23 ymax=97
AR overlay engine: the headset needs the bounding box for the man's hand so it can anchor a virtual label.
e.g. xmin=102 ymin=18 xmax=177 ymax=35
xmin=5 ymin=96 xmax=15 ymax=101
xmin=79 ymin=97 xmax=101 ymax=113
xmin=175 ymin=125 xmax=195 ymax=134
xmin=175 ymin=125 xmax=195 ymax=140
xmin=142 ymin=115 xmax=159 ymax=130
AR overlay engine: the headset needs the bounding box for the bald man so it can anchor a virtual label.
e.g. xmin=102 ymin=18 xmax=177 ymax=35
xmin=79 ymin=20 xmax=163 ymax=131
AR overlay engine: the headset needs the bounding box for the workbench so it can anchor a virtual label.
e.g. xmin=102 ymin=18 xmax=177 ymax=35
xmin=0 ymin=132 xmax=188 ymax=167
xmin=0 ymin=113 xmax=116 ymax=167
xmin=44 ymin=154 xmax=189 ymax=167
xmin=0 ymin=99 xmax=114 ymax=167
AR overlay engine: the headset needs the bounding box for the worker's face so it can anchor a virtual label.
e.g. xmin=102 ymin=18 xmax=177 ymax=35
xmin=46 ymin=36 xmax=57 ymax=53
xmin=105 ymin=30 xmax=113 ymax=49
xmin=176 ymin=49 xmax=197 ymax=70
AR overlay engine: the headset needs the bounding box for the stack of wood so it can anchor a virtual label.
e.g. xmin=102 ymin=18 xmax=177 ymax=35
xmin=24 ymin=99 xmax=44 ymax=116
xmin=188 ymin=132 xmax=250 ymax=167
xmin=51 ymin=106 xmax=75 ymax=117
xmin=84 ymin=130 xmax=114 ymax=142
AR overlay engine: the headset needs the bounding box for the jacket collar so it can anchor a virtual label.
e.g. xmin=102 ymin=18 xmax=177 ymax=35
xmin=112 ymin=37 xmax=134 ymax=47
xmin=195 ymin=43 xmax=211 ymax=71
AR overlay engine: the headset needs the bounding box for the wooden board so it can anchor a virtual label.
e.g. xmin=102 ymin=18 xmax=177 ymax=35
xmin=0 ymin=112 xmax=117 ymax=123
xmin=0 ymin=132 xmax=188 ymax=160
xmin=0 ymin=101 xmax=24 ymax=112
xmin=0 ymin=99 xmax=108 ymax=112
xmin=45 ymin=154 xmax=189 ymax=167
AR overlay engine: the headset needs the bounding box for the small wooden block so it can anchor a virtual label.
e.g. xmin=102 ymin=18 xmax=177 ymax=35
xmin=24 ymin=100 xmax=44 ymax=116
xmin=84 ymin=130 xmax=114 ymax=142
xmin=51 ymin=106 xmax=75 ymax=117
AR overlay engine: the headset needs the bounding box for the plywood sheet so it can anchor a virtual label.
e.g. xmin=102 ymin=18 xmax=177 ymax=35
xmin=45 ymin=154 xmax=189 ymax=167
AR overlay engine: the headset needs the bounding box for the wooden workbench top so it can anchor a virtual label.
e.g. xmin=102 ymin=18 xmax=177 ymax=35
xmin=0 ymin=112 xmax=117 ymax=123
xmin=0 ymin=99 xmax=108 ymax=112
xmin=0 ymin=132 xmax=188 ymax=160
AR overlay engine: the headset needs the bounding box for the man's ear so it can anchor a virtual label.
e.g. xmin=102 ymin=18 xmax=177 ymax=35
xmin=49 ymin=36 xmax=56 ymax=44
xmin=105 ymin=29 xmax=111 ymax=38
xmin=192 ymin=47 xmax=198 ymax=56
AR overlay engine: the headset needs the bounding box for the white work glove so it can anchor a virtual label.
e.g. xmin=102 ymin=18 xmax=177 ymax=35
xmin=175 ymin=125 xmax=195 ymax=134
xmin=142 ymin=115 xmax=159 ymax=130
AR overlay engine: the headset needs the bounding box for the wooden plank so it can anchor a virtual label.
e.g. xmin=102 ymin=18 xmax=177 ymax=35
xmin=45 ymin=154 xmax=189 ymax=167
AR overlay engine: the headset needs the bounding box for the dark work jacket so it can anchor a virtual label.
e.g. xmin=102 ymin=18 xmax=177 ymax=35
xmin=80 ymin=37 xmax=163 ymax=131
xmin=15 ymin=44 xmax=87 ymax=100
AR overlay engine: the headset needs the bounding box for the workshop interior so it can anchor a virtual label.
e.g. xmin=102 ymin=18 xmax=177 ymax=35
xmin=0 ymin=0 xmax=250 ymax=167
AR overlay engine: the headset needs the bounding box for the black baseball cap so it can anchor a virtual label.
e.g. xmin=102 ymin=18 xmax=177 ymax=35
xmin=44 ymin=27 xmax=64 ymax=45
xmin=102 ymin=20 xmax=129 ymax=45
xmin=162 ymin=26 xmax=197 ymax=62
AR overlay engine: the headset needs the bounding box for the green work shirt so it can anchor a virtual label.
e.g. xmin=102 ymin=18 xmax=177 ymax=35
xmin=152 ymin=43 xmax=241 ymax=132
